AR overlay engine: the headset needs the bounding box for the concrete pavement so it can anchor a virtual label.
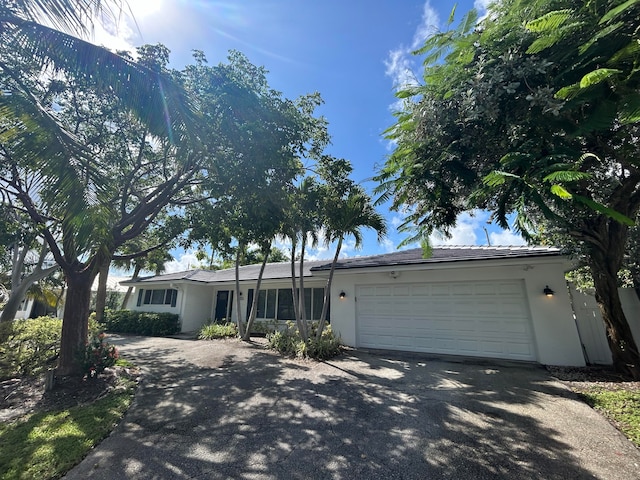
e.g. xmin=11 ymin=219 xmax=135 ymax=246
xmin=64 ymin=335 xmax=640 ymax=479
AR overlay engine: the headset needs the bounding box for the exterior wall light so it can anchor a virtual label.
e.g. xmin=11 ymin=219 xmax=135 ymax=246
xmin=339 ymin=291 xmax=346 ymax=299
xmin=543 ymin=285 xmax=554 ymax=297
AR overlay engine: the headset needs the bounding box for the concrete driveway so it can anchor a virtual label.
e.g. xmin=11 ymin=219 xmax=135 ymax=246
xmin=64 ymin=335 xmax=640 ymax=480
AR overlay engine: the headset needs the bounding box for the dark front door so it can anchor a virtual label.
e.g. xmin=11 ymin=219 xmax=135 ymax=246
xmin=214 ymin=290 xmax=234 ymax=323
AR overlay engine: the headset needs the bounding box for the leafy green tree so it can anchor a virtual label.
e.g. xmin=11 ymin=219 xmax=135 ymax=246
xmin=1 ymin=41 xmax=203 ymax=374
xmin=182 ymin=51 xmax=329 ymax=338
xmin=376 ymin=0 xmax=640 ymax=377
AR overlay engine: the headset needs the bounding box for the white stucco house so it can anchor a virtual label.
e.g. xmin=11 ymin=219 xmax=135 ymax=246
xmin=120 ymin=245 xmax=602 ymax=367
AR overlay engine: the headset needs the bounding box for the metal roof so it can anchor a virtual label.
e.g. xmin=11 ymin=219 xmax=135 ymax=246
xmin=309 ymin=246 xmax=562 ymax=271
xmin=120 ymin=260 xmax=330 ymax=285
xmin=120 ymin=246 xmax=562 ymax=285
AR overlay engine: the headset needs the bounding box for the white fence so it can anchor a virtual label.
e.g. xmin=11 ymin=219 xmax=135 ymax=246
xmin=570 ymin=285 xmax=640 ymax=365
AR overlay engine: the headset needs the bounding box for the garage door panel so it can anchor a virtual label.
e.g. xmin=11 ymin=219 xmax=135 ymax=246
xmin=356 ymin=280 xmax=536 ymax=361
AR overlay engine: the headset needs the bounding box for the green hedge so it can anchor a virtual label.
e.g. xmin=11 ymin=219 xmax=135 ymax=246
xmin=103 ymin=310 xmax=180 ymax=336
xmin=0 ymin=317 xmax=62 ymax=379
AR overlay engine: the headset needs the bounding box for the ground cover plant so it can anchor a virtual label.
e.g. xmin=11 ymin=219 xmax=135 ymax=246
xmin=579 ymin=389 xmax=640 ymax=447
xmin=549 ymin=366 xmax=640 ymax=448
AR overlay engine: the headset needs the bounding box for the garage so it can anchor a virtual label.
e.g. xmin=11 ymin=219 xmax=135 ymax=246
xmin=355 ymin=280 xmax=537 ymax=361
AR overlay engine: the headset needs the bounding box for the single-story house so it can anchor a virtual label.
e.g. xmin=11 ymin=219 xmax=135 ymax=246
xmin=121 ymin=246 xmax=596 ymax=367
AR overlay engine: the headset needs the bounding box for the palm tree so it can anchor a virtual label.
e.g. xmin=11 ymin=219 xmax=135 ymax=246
xmin=1 ymin=1 xmax=194 ymax=140
xmin=282 ymin=177 xmax=321 ymax=340
xmin=316 ymin=186 xmax=387 ymax=340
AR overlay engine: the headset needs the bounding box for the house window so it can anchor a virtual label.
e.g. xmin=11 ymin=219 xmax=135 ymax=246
xmin=17 ymin=299 xmax=28 ymax=311
xmin=139 ymin=288 xmax=178 ymax=307
xmin=247 ymin=288 xmax=327 ymax=321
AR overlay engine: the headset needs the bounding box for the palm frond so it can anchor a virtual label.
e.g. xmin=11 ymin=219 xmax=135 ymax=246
xmin=2 ymin=18 xmax=199 ymax=146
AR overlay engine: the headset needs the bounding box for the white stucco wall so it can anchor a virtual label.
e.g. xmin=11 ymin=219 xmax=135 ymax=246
xmin=329 ymin=258 xmax=585 ymax=367
xmin=126 ymin=279 xmax=328 ymax=333
xmin=180 ymin=284 xmax=214 ymax=332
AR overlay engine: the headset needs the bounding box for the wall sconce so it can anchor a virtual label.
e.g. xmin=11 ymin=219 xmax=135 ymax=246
xmin=238 ymin=291 xmax=243 ymax=299
xmin=543 ymin=285 xmax=554 ymax=297
xmin=339 ymin=291 xmax=346 ymax=299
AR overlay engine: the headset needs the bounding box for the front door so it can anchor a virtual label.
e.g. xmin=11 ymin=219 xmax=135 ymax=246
xmin=214 ymin=290 xmax=234 ymax=323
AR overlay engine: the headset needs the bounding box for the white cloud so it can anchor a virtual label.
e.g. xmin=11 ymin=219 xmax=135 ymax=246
xmin=164 ymin=251 xmax=200 ymax=273
xmin=384 ymin=48 xmax=418 ymax=90
xmin=391 ymin=215 xmax=404 ymax=228
xmin=428 ymin=211 xmax=489 ymax=246
xmin=385 ymin=1 xmax=440 ymax=92
xmin=430 ymin=223 xmax=477 ymax=246
xmin=381 ymin=238 xmax=396 ymax=253
xmin=489 ymin=229 xmax=526 ymax=246
xmin=474 ymin=0 xmax=493 ymax=15
xmin=412 ymin=2 xmax=440 ymax=50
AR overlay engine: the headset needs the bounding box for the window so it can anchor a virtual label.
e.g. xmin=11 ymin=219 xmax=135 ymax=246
xmin=246 ymin=287 xmax=327 ymax=321
xmin=17 ymin=298 xmax=28 ymax=311
xmin=138 ymin=288 xmax=178 ymax=307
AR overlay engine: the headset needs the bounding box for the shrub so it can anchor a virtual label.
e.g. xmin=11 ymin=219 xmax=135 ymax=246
xmin=78 ymin=333 xmax=119 ymax=378
xmin=103 ymin=310 xmax=180 ymax=336
xmin=0 ymin=317 xmax=62 ymax=379
xmin=198 ymin=322 xmax=237 ymax=340
xmin=249 ymin=319 xmax=279 ymax=336
xmin=267 ymin=322 xmax=342 ymax=360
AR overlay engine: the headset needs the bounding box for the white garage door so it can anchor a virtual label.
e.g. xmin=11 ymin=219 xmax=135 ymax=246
xmin=356 ymin=280 xmax=536 ymax=361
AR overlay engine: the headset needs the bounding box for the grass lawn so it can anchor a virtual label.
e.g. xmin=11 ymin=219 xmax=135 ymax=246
xmin=578 ymin=388 xmax=640 ymax=448
xmin=0 ymin=369 xmax=136 ymax=480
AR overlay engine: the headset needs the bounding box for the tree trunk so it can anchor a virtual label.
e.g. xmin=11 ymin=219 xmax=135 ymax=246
xmin=590 ymin=252 xmax=640 ymax=379
xmin=298 ymin=235 xmax=308 ymax=339
xmin=584 ymin=214 xmax=640 ymax=379
xmin=57 ymin=268 xmax=94 ymax=376
xmin=94 ymin=256 xmax=111 ymax=323
xmin=316 ymin=236 xmax=342 ymax=340
xmin=0 ymin=265 xmax=59 ymax=323
xmin=120 ymin=264 xmax=142 ymax=309
xmin=0 ymin=285 xmax=29 ymax=324
xmin=290 ymin=241 xmax=306 ymax=338
xmin=242 ymin=247 xmax=270 ymax=341
xmin=234 ymin=246 xmax=245 ymax=338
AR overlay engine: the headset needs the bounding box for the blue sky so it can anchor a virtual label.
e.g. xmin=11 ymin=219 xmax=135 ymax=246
xmin=96 ymin=0 xmax=524 ymax=272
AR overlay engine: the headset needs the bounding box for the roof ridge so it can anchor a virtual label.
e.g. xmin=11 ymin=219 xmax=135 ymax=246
xmin=435 ymin=245 xmax=558 ymax=250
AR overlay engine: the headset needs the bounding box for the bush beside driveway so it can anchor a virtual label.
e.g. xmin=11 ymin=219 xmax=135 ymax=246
xmin=65 ymin=336 xmax=640 ymax=480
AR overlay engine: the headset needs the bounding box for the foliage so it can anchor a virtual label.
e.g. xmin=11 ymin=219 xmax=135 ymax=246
xmin=182 ymin=51 xmax=330 ymax=339
xmin=198 ymin=322 xmax=237 ymax=340
xmin=376 ymin=0 xmax=640 ymax=377
xmin=0 ymin=316 xmax=105 ymax=380
xmin=249 ymin=319 xmax=280 ymax=335
xmin=77 ymin=334 xmax=119 ymax=379
xmin=0 ymin=377 xmax=136 ymax=480
xmin=0 ymin=317 xmax=61 ymax=379
xmin=267 ymin=322 xmax=342 ymax=360
xmin=578 ymin=388 xmax=640 ymax=447
xmin=1 ymin=0 xmax=201 ymax=375
xmin=103 ymin=310 xmax=180 ymax=337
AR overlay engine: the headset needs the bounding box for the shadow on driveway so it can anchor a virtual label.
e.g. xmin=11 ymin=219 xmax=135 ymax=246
xmin=64 ymin=335 xmax=640 ymax=479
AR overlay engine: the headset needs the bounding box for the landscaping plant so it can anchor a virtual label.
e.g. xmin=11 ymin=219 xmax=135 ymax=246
xmin=78 ymin=333 xmax=119 ymax=379
xmin=267 ymin=322 xmax=342 ymax=360
xmin=198 ymin=322 xmax=238 ymax=340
